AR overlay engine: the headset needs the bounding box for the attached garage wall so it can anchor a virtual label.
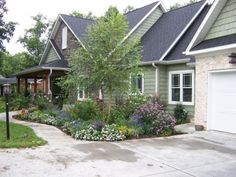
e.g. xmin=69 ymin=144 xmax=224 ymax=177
xmin=195 ymin=54 xmax=236 ymax=127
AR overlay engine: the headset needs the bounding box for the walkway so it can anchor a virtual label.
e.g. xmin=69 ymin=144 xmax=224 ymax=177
xmin=0 ymin=112 xmax=236 ymax=177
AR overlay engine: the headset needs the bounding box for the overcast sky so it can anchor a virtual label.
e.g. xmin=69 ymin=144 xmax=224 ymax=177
xmin=4 ymin=0 xmax=191 ymax=54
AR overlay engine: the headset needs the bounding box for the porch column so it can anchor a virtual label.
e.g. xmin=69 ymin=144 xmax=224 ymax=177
xmin=24 ymin=78 xmax=28 ymax=96
xmin=17 ymin=77 xmax=20 ymax=94
xmin=34 ymin=76 xmax=37 ymax=96
xmin=45 ymin=72 xmax=49 ymax=96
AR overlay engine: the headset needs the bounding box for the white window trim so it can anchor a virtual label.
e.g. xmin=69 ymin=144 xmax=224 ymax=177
xmin=168 ymin=70 xmax=194 ymax=106
xmin=62 ymin=26 xmax=68 ymax=49
xmin=130 ymin=73 xmax=145 ymax=95
xmin=77 ymin=87 xmax=85 ymax=101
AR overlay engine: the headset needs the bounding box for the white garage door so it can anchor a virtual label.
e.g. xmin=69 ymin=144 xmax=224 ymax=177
xmin=208 ymin=70 xmax=236 ymax=134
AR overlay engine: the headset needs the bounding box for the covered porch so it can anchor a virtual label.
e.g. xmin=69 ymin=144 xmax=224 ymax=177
xmin=16 ymin=60 xmax=69 ymax=99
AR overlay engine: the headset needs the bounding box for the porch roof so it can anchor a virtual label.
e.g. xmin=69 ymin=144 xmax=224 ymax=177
xmin=16 ymin=60 xmax=69 ymax=77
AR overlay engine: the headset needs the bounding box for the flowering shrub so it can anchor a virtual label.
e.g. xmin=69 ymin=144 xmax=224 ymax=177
xmin=131 ymin=102 xmax=176 ymax=135
xmin=74 ymin=124 xmax=125 ymax=141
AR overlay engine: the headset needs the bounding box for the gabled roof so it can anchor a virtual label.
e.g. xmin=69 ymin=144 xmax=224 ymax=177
xmin=39 ymin=2 xmax=164 ymax=65
xmin=186 ymin=0 xmax=236 ymax=55
xmin=125 ymin=1 xmax=160 ymax=30
xmin=60 ymin=14 xmax=94 ymax=40
xmin=141 ymin=0 xmax=208 ymax=63
xmin=165 ymin=4 xmax=211 ymax=61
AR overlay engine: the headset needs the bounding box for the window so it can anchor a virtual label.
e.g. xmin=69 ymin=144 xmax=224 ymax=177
xmin=131 ymin=74 xmax=144 ymax=94
xmin=169 ymin=70 xmax=194 ymax=105
xmin=77 ymin=88 xmax=85 ymax=101
xmin=62 ymin=26 xmax=68 ymax=49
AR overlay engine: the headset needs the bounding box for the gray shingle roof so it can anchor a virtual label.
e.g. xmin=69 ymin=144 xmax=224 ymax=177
xmin=60 ymin=1 xmax=158 ymax=40
xmin=17 ymin=60 xmax=69 ymax=76
xmin=165 ymin=4 xmax=210 ymax=61
xmin=125 ymin=1 xmax=158 ymax=30
xmin=60 ymin=14 xmax=94 ymax=40
xmin=141 ymin=0 xmax=206 ymax=62
xmin=192 ymin=33 xmax=236 ymax=51
xmin=0 ymin=77 xmax=16 ymax=85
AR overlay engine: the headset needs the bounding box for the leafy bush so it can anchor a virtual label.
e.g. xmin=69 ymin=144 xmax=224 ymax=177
xmin=0 ymin=98 xmax=5 ymax=113
xmin=117 ymin=125 xmax=132 ymax=138
xmin=32 ymin=96 xmax=53 ymax=111
xmin=174 ymin=104 xmax=188 ymax=124
xmin=131 ymin=102 xmax=176 ymax=135
xmin=70 ymin=100 xmax=100 ymax=121
xmin=10 ymin=95 xmax=30 ymax=110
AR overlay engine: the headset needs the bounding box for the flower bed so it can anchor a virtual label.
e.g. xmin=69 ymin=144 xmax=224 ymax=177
xmin=14 ymin=96 xmax=177 ymax=142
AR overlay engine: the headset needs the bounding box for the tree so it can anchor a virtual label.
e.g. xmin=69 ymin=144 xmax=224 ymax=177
xmin=0 ymin=0 xmax=16 ymax=51
xmin=18 ymin=14 xmax=50 ymax=63
xmin=61 ymin=6 xmax=142 ymax=114
xmin=0 ymin=52 xmax=35 ymax=77
xmin=70 ymin=11 xmax=96 ymax=20
xmin=169 ymin=0 xmax=199 ymax=10
xmin=123 ymin=5 xmax=135 ymax=14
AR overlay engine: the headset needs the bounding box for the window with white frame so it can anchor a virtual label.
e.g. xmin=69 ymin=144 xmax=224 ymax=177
xmin=131 ymin=74 xmax=144 ymax=94
xmin=62 ymin=26 xmax=68 ymax=49
xmin=169 ymin=70 xmax=194 ymax=105
xmin=77 ymin=88 xmax=85 ymax=101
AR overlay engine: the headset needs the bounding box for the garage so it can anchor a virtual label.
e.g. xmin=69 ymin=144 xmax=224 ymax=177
xmin=208 ymin=70 xmax=236 ymax=134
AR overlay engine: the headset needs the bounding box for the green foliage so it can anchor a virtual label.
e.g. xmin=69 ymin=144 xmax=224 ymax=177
xmin=174 ymin=104 xmax=188 ymax=124
xmin=70 ymin=11 xmax=96 ymax=20
xmin=109 ymin=94 xmax=149 ymax=124
xmin=0 ymin=98 xmax=5 ymax=113
xmin=70 ymin=100 xmax=100 ymax=121
xmin=18 ymin=14 xmax=50 ymax=63
xmin=0 ymin=52 xmax=35 ymax=77
xmin=10 ymin=95 xmax=30 ymax=110
xmin=117 ymin=125 xmax=132 ymax=138
xmin=0 ymin=0 xmax=16 ymax=51
xmin=0 ymin=121 xmax=46 ymax=148
xmin=60 ymin=6 xmax=142 ymax=113
xmin=32 ymin=96 xmax=52 ymax=111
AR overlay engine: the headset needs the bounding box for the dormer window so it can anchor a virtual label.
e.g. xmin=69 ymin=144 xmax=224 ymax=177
xmin=62 ymin=26 xmax=68 ymax=49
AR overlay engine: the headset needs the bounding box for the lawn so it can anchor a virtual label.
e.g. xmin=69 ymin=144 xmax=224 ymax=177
xmin=0 ymin=121 xmax=47 ymax=148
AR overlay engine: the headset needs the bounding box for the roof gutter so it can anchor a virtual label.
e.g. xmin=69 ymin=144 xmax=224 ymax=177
xmin=141 ymin=58 xmax=191 ymax=66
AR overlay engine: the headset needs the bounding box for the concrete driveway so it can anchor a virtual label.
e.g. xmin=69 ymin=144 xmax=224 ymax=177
xmin=0 ymin=117 xmax=236 ymax=177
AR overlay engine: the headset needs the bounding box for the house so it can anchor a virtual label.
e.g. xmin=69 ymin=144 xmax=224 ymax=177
xmin=16 ymin=0 xmax=211 ymax=118
xmin=185 ymin=0 xmax=236 ymax=133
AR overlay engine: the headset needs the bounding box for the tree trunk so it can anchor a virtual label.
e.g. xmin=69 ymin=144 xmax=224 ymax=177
xmin=108 ymin=83 xmax=113 ymax=117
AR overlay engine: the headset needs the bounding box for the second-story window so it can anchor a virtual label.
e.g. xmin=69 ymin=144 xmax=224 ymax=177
xmin=62 ymin=26 xmax=68 ymax=49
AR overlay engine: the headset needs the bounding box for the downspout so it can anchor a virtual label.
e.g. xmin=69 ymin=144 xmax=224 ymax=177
xmin=48 ymin=68 xmax=53 ymax=100
xmin=152 ymin=63 xmax=158 ymax=94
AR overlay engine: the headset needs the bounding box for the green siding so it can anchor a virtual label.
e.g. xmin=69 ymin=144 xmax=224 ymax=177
xmin=205 ymin=0 xmax=236 ymax=40
xmin=45 ymin=46 xmax=59 ymax=63
xmin=130 ymin=7 xmax=163 ymax=39
xmin=158 ymin=64 xmax=195 ymax=117
xmin=143 ymin=66 xmax=156 ymax=95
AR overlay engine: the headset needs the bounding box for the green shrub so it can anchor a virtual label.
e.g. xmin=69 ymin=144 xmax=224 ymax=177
xmin=117 ymin=125 xmax=132 ymax=138
xmin=70 ymin=100 xmax=100 ymax=121
xmin=0 ymin=99 xmax=5 ymax=113
xmin=32 ymin=96 xmax=52 ymax=111
xmin=10 ymin=95 xmax=30 ymax=110
xmin=174 ymin=104 xmax=188 ymax=124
